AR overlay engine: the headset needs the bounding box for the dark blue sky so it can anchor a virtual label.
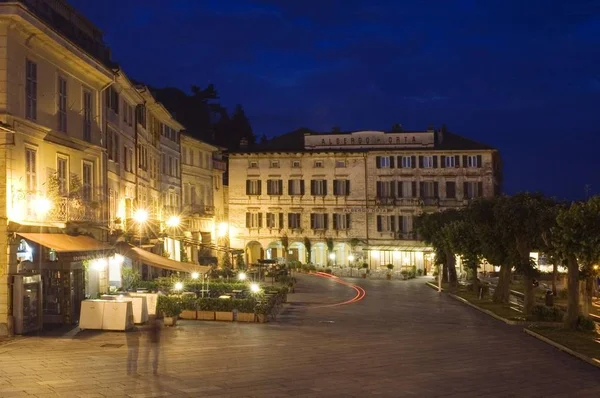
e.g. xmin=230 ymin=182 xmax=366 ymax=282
xmin=71 ymin=0 xmax=600 ymax=200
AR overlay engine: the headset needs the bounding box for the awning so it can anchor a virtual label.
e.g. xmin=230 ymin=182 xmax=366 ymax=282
xmin=116 ymin=242 xmax=211 ymax=274
xmin=18 ymin=233 xmax=114 ymax=261
xmin=364 ymin=245 xmax=434 ymax=252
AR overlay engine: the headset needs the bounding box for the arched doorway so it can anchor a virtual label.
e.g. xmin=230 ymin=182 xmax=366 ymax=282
xmin=332 ymin=242 xmax=351 ymax=266
xmin=311 ymin=242 xmax=327 ymax=266
xmin=266 ymin=241 xmax=283 ymax=261
xmin=289 ymin=241 xmax=306 ymax=263
xmin=245 ymin=241 xmax=263 ymax=265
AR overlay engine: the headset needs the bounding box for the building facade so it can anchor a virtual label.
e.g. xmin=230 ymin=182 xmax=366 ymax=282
xmin=228 ymin=128 xmax=501 ymax=273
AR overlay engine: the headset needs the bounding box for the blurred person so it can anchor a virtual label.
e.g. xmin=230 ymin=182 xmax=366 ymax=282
xmin=125 ymin=327 xmax=141 ymax=376
xmin=145 ymin=318 xmax=162 ymax=375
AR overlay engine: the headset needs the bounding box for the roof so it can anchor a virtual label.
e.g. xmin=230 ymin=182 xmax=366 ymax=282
xmin=228 ymin=127 xmax=495 ymax=154
xmin=116 ymin=242 xmax=210 ymax=274
xmin=18 ymin=233 xmax=113 ymax=253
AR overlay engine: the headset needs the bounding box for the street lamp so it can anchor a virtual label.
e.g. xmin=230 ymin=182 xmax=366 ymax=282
xmin=329 ymin=252 xmax=336 ymax=266
xmin=133 ymin=209 xmax=148 ymax=247
xmin=166 ymin=215 xmax=180 ymax=228
xmin=174 ymin=281 xmax=184 ymax=291
xmin=250 ymin=283 xmax=261 ymax=293
xmin=34 ymin=197 xmax=52 ymax=218
xmin=191 ymin=272 xmax=200 ymax=280
xmin=348 ymin=254 xmax=355 ymax=263
xmin=238 ymin=272 xmax=247 ymax=281
xmin=217 ymin=222 xmax=228 ymax=238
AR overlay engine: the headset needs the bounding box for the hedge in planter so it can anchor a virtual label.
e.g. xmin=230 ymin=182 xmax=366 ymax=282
xmin=179 ymin=295 xmax=197 ymax=320
xmin=156 ymin=295 xmax=182 ymax=319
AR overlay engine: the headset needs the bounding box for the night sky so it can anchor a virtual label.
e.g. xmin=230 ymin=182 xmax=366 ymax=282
xmin=71 ymin=0 xmax=600 ymax=200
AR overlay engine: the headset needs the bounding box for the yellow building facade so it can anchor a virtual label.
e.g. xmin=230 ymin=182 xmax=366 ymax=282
xmin=228 ymin=128 xmax=501 ymax=273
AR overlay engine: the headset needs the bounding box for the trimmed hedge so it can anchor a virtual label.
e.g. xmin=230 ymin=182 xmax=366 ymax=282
xmin=530 ymin=305 xmax=564 ymax=322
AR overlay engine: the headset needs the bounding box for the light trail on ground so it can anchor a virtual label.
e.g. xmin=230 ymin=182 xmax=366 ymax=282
xmin=307 ymin=272 xmax=366 ymax=308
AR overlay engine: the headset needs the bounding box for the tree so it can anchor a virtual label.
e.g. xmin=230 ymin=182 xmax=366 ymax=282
xmin=553 ymin=197 xmax=600 ymax=328
xmin=494 ymin=193 xmax=556 ymax=315
xmin=221 ymin=252 xmax=232 ymax=269
xmin=442 ymin=219 xmax=481 ymax=291
xmin=303 ymin=237 xmax=312 ymax=264
xmin=325 ymin=238 xmax=334 ymax=266
xmin=415 ymin=210 xmax=459 ymax=288
xmin=236 ymin=254 xmax=246 ymax=270
xmin=280 ymin=235 xmax=289 ymax=263
xmin=230 ymin=104 xmax=255 ymax=146
xmin=260 ymin=134 xmax=268 ymax=144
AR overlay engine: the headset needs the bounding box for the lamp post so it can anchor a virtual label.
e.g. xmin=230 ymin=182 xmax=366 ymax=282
xmin=133 ymin=209 xmax=148 ymax=248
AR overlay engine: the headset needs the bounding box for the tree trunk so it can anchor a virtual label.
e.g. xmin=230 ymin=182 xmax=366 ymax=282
xmin=442 ymin=262 xmax=449 ymax=283
xmin=522 ymin=274 xmax=535 ymax=316
xmin=445 ymin=250 xmax=458 ymax=289
xmin=492 ymin=265 xmax=511 ymax=304
xmin=470 ymin=261 xmax=480 ymax=293
xmin=552 ymin=261 xmax=558 ymax=296
xmin=564 ymin=254 xmax=580 ymax=330
xmin=580 ymin=276 xmax=594 ymax=317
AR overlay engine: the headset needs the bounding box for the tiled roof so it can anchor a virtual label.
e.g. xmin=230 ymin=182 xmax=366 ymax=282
xmin=228 ymin=128 xmax=495 ymax=154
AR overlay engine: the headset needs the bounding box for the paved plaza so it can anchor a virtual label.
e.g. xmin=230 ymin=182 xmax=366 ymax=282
xmin=0 ymin=275 xmax=599 ymax=397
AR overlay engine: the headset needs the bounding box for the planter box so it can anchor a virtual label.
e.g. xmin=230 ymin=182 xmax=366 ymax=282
xmin=237 ymin=312 xmax=256 ymax=322
xmin=198 ymin=311 xmax=215 ymax=321
xmin=215 ymin=311 xmax=234 ymax=321
xmin=256 ymin=314 xmax=268 ymax=323
xmin=163 ymin=316 xmax=177 ymax=327
xmin=179 ymin=310 xmax=197 ymax=320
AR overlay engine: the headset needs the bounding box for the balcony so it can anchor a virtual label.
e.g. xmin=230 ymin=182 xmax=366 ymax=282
xmin=48 ymin=197 xmax=100 ymax=222
xmin=439 ymin=198 xmax=466 ymax=208
xmin=420 ymin=197 xmax=439 ymax=207
xmin=395 ymin=198 xmax=420 ymax=207
xmin=185 ymin=204 xmax=214 ymax=216
xmin=375 ymin=197 xmax=395 ymax=206
xmin=212 ymin=159 xmax=226 ymax=171
xmin=395 ymin=231 xmax=420 ymax=241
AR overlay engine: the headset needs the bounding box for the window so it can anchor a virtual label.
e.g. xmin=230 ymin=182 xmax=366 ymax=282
xmin=464 ymin=181 xmax=483 ymax=199
xmin=175 ymin=159 xmax=179 ymax=177
xmin=57 ymin=157 xmax=68 ymax=196
xmin=400 ymin=156 xmax=414 ymax=168
xmin=420 ymin=181 xmax=438 ymax=198
xmin=128 ymin=105 xmax=133 ymax=126
xmin=400 ymin=215 xmax=411 ymax=233
xmin=288 ymin=179 xmax=304 ymax=195
xmin=267 ymin=179 xmax=283 ymax=195
xmin=288 ymin=213 xmax=301 ymax=229
xmin=246 ymin=179 xmax=262 ymax=195
xmin=106 ymin=86 xmax=119 ymax=114
xmin=444 ymin=155 xmax=457 ymax=168
xmin=376 ymin=181 xmax=395 ymax=198
xmin=245 ymin=212 xmax=263 ymax=228
xmin=82 ymin=162 xmax=93 ymax=202
xmin=269 ymin=160 xmax=279 ymax=168
xmin=25 ymin=59 xmax=37 ymax=120
xmin=376 ymin=156 xmax=393 ymax=168
xmin=182 ymin=147 xmax=187 ymax=164
xmin=465 ymin=155 xmax=481 ymax=168
xmin=291 ymin=160 xmax=301 ymax=168
xmin=310 ymin=179 xmax=327 ymax=196
xmin=446 ymin=181 xmax=456 ymax=199
xmin=397 ymin=181 xmax=416 ymax=198
xmin=128 ymin=148 xmax=134 ymax=172
xmin=266 ymin=213 xmax=284 ymax=229
xmin=310 ymin=213 xmax=328 ymax=229
xmin=249 ymin=161 xmax=258 ymax=169
xmin=335 ymin=160 xmax=346 ymax=168
xmin=136 ymin=105 xmax=146 ymax=128
xmin=333 ymin=214 xmax=351 ymax=230
xmin=314 ymin=160 xmax=324 ymax=168
xmin=107 ymin=130 xmax=119 ymax=162
xmin=168 ymin=156 xmax=173 ymax=176
xmin=83 ymin=90 xmax=92 ymax=142
xmin=333 ymin=179 xmax=350 ymax=196
xmin=422 ymin=156 xmax=434 ymax=168
xmin=377 ymin=215 xmax=395 ymax=232
xmin=25 ymin=148 xmax=36 ymax=191
xmin=57 ymin=76 xmax=67 ymax=132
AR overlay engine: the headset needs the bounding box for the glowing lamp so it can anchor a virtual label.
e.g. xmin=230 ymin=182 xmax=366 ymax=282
xmin=250 ymin=283 xmax=261 ymax=293
xmin=173 ymin=282 xmax=184 ymax=291
xmin=238 ymin=272 xmax=247 ymax=281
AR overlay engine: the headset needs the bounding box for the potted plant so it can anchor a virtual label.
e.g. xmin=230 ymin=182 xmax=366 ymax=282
xmin=255 ymin=301 xmax=270 ymax=323
xmin=361 ymin=263 xmax=369 ymax=278
xmin=157 ymin=295 xmax=182 ymax=326
xmin=401 ymin=270 xmax=409 ymax=280
xmin=235 ymin=299 xmax=256 ymax=322
xmin=386 ymin=264 xmax=394 ymax=280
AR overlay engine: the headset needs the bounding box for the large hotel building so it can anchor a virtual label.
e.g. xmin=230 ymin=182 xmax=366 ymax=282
xmin=228 ymin=127 xmax=501 ymax=272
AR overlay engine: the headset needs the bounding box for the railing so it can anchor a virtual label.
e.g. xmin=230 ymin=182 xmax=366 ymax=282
xmin=395 ymin=198 xmax=420 ymax=206
xmin=395 ymin=231 xmax=419 ymax=240
xmin=186 ymin=204 xmax=214 ymax=216
xmin=212 ymin=159 xmax=226 ymax=171
xmin=375 ymin=197 xmax=395 ymax=205
xmin=439 ymin=198 xmax=466 ymax=207
xmin=47 ymin=197 xmax=100 ymax=222
xmin=420 ymin=197 xmax=439 ymax=206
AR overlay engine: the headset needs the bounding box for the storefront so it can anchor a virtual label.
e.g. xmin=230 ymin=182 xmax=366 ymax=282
xmin=15 ymin=233 xmax=114 ymax=330
xmin=364 ymin=245 xmax=435 ymax=273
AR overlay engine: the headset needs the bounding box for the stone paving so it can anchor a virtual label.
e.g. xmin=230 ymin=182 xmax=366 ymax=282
xmin=0 ymin=275 xmax=599 ymax=397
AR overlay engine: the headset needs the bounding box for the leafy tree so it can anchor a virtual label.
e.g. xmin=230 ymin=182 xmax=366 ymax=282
xmin=230 ymin=104 xmax=255 ymax=146
xmin=236 ymin=254 xmax=246 ymax=270
xmin=280 ymin=235 xmax=289 ymax=262
xmin=553 ymin=197 xmax=600 ymax=328
xmin=442 ymin=219 xmax=481 ymax=291
xmin=260 ymin=134 xmax=268 ymax=144
xmin=221 ymin=252 xmax=232 ymax=269
xmin=325 ymin=238 xmax=334 ymax=266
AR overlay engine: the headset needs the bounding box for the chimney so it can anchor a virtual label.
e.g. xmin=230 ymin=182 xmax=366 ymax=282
xmin=392 ymin=123 xmax=403 ymax=132
xmin=239 ymin=137 xmax=248 ymax=149
xmin=438 ymin=124 xmax=447 ymax=144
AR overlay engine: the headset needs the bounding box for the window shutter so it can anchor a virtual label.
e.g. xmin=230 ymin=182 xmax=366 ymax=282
xmin=411 ymin=156 xmax=416 ymax=168
xmin=288 ymin=213 xmax=292 ymax=227
xmin=333 ymin=214 xmax=338 ymax=230
xmin=477 ymin=155 xmax=482 ymax=168
xmin=434 ymin=182 xmax=439 ymax=198
xmin=478 ymin=182 xmax=483 ymax=197
xmin=278 ymin=180 xmax=283 ymax=195
xmin=419 ymin=182 xmax=425 ymax=198
xmin=258 ymin=213 xmax=263 ymax=227
xmin=397 ymin=181 xmax=403 ymax=198
xmin=323 ymin=181 xmax=328 ymax=196
xmin=279 ymin=213 xmax=284 ymax=228
xmin=311 ymin=180 xmax=315 ymax=195
xmin=300 ymin=180 xmax=305 ymax=195
xmin=418 ymin=156 xmax=424 ymax=168
xmin=390 ymin=156 xmax=395 ymax=168
xmin=345 ymin=180 xmax=350 ymax=195
xmin=246 ymin=180 xmax=250 ymax=195
xmin=346 ymin=214 xmax=351 ymax=229
xmin=288 ymin=180 xmax=292 ymax=195
xmin=266 ymin=180 xmax=272 ymax=195
xmin=376 ymin=181 xmax=382 ymax=197
xmin=433 ymin=156 xmax=438 ymax=168
xmin=246 ymin=213 xmax=250 ymax=228
xmin=446 ymin=182 xmax=455 ymax=198
xmin=440 ymin=155 xmax=446 ymax=168
xmin=333 ymin=180 xmax=338 ymax=195
xmin=454 ymin=155 xmax=460 ymax=168
xmin=397 ymin=156 xmax=402 ymax=168
xmin=310 ymin=214 xmax=315 ymax=229
xmin=377 ymin=215 xmax=382 ymax=232
xmin=462 ymin=155 xmax=468 ymax=168
xmin=463 ymin=182 xmax=469 ymax=199
xmin=390 ymin=216 xmax=395 ymax=231
xmin=376 ymin=156 xmax=381 ymax=169
xmin=324 ymin=214 xmax=328 ymax=229
xmin=411 ymin=181 xmax=417 ymax=197
xmin=258 ymin=181 xmax=262 ymax=195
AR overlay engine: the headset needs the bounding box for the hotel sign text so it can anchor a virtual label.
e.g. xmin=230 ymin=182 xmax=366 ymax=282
xmin=304 ymin=131 xmax=435 ymax=149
